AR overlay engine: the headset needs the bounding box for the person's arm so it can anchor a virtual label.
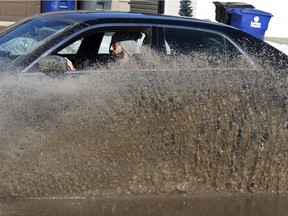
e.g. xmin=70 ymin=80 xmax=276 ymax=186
xmin=65 ymin=57 xmax=76 ymax=71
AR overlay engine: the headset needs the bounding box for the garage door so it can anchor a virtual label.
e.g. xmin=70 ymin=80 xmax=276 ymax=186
xmin=0 ymin=1 xmax=41 ymax=22
xmin=129 ymin=0 xmax=164 ymax=14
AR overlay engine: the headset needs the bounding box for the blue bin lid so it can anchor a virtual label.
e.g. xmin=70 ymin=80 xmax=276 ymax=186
xmin=230 ymin=8 xmax=273 ymax=17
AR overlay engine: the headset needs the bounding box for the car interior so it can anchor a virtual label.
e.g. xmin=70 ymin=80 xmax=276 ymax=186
xmin=55 ymin=30 xmax=149 ymax=71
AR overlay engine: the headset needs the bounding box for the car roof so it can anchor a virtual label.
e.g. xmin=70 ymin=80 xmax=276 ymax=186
xmin=29 ymin=10 xmax=229 ymax=29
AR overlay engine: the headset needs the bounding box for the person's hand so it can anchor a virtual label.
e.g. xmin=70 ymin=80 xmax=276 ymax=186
xmin=65 ymin=57 xmax=76 ymax=71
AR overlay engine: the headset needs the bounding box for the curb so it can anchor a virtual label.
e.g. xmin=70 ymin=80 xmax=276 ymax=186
xmin=0 ymin=21 xmax=15 ymax=26
xmin=265 ymin=37 xmax=288 ymax=46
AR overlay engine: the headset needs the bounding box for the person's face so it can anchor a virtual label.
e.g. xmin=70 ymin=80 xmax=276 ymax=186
xmin=109 ymin=41 xmax=123 ymax=55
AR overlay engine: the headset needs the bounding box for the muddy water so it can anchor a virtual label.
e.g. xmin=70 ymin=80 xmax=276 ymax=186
xmin=0 ymin=61 xmax=287 ymax=215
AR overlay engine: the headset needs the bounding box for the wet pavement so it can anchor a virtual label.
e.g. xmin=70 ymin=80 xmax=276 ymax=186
xmin=1 ymin=193 xmax=288 ymax=216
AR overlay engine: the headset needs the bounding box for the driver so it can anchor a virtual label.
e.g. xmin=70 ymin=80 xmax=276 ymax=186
xmin=66 ymin=31 xmax=139 ymax=70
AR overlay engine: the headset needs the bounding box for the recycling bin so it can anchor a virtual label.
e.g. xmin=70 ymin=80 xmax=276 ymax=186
xmin=213 ymin=2 xmax=255 ymax=24
xmin=228 ymin=8 xmax=273 ymax=40
xmin=41 ymin=0 xmax=75 ymax=13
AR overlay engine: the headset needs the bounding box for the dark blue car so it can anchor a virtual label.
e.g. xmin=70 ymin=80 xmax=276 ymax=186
xmin=0 ymin=11 xmax=287 ymax=74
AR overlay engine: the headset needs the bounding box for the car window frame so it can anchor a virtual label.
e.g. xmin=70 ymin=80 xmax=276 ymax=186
xmin=22 ymin=23 xmax=156 ymax=73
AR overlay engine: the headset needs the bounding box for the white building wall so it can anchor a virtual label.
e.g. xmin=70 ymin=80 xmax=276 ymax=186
xmin=164 ymin=0 xmax=180 ymax=16
xmin=111 ymin=0 xmax=130 ymax=11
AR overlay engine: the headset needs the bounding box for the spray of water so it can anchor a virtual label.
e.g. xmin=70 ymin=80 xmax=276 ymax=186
xmin=0 ymin=52 xmax=287 ymax=198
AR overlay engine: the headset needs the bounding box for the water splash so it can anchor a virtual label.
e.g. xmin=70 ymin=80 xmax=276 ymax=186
xmin=0 ymin=53 xmax=287 ymax=198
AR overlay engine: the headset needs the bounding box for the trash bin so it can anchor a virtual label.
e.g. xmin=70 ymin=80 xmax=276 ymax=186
xmin=228 ymin=8 xmax=273 ymax=40
xmin=41 ymin=0 xmax=75 ymax=13
xmin=213 ymin=2 xmax=255 ymax=24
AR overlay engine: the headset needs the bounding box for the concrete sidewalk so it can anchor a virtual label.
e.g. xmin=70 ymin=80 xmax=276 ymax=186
xmin=0 ymin=21 xmax=14 ymax=30
xmin=265 ymin=37 xmax=288 ymax=45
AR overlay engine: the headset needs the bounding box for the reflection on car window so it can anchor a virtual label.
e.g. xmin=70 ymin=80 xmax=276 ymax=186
xmin=0 ymin=19 xmax=70 ymax=56
xmin=98 ymin=32 xmax=113 ymax=54
xmin=58 ymin=39 xmax=83 ymax=54
xmin=163 ymin=28 xmax=253 ymax=68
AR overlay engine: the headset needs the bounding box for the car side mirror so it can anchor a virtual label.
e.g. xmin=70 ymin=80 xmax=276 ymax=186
xmin=38 ymin=55 xmax=68 ymax=75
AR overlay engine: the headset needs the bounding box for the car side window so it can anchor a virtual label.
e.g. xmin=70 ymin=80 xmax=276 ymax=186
xmin=56 ymin=30 xmax=148 ymax=55
xmin=164 ymin=28 xmax=225 ymax=55
xmin=163 ymin=28 xmax=253 ymax=68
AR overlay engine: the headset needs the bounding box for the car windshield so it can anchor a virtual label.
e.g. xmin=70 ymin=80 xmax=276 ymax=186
xmin=0 ymin=18 xmax=71 ymax=57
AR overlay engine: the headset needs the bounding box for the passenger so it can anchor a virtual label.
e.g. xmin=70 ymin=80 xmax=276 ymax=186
xmin=65 ymin=32 xmax=139 ymax=71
